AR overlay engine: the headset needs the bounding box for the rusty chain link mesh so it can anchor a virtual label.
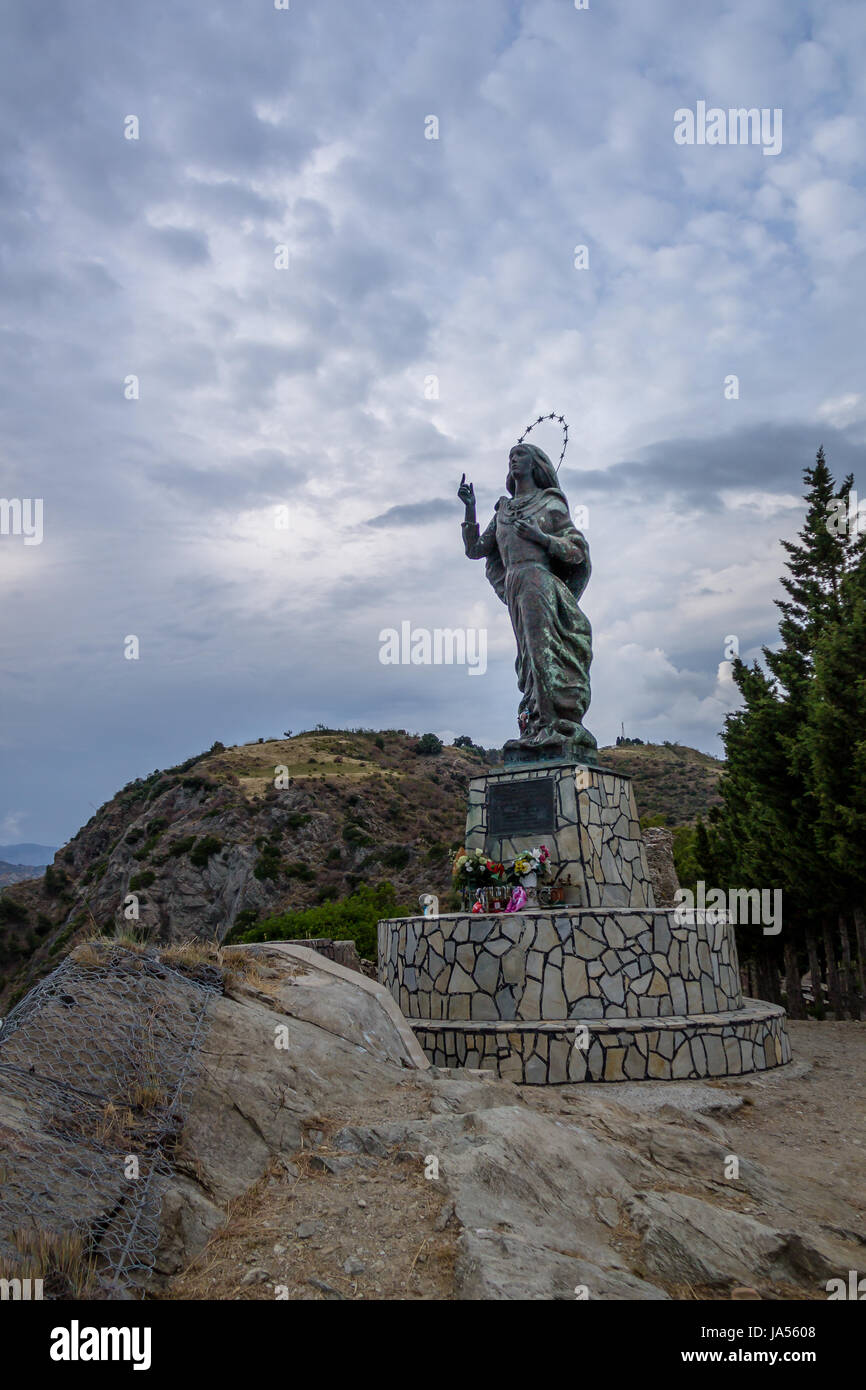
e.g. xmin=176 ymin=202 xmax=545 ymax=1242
xmin=0 ymin=943 xmax=221 ymax=1298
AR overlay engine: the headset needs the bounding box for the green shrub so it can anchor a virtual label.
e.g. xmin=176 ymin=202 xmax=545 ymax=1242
xmin=672 ymin=823 xmax=701 ymax=895
xmin=380 ymin=845 xmax=411 ymax=870
xmin=167 ymin=835 xmax=197 ymax=858
xmin=231 ymin=882 xmax=410 ymax=959
xmin=190 ymin=835 xmax=222 ymax=869
xmin=49 ymin=922 xmax=76 ymax=956
xmin=285 ymin=861 xmax=315 ymax=882
xmin=0 ymin=897 xmax=28 ymax=924
xmin=254 ymin=845 xmax=282 ymax=880
xmin=231 ymin=907 xmax=259 ymax=934
xmin=131 ymin=817 xmax=168 ymax=861
xmin=129 ymin=870 xmax=156 ymax=891
xmin=415 ymin=733 xmax=443 ymax=756
xmin=44 ymin=865 xmax=70 ymax=897
xmin=342 ymin=822 xmax=372 ymax=846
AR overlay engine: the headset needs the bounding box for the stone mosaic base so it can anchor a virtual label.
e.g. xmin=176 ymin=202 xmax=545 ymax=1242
xmin=465 ymin=762 xmax=654 ymax=909
xmin=378 ymin=907 xmax=742 ymax=1022
xmin=412 ymin=1001 xmax=791 ymax=1084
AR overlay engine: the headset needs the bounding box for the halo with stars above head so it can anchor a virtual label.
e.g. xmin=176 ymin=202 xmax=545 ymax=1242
xmin=515 ymin=412 xmax=569 ymax=471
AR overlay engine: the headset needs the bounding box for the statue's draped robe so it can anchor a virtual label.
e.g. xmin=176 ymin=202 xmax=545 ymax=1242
xmin=462 ymin=489 xmax=594 ymax=748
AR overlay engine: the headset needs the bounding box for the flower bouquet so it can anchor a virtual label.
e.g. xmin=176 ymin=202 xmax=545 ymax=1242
xmin=506 ymin=844 xmax=550 ymax=887
xmin=453 ymin=845 xmax=551 ymax=912
xmin=452 ymin=848 xmax=508 ymax=911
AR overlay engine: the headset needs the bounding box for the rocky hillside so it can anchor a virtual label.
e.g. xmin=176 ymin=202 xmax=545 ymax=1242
xmin=603 ymin=742 xmax=723 ymax=825
xmin=0 ymin=733 xmax=721 ymax=1010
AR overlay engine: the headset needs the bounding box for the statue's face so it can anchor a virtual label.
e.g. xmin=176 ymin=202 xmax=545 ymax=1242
xmin=508 ymin=445 xmax=534 ymax=487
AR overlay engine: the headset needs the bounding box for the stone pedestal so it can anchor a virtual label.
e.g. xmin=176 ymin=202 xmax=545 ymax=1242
xmin=377 ymin=907 xmax=792 ymax=1084
xmin=377 ymin=760 xmax=791 ymax=1085
xmin=465 ymin=761 xmax=654 ymax=909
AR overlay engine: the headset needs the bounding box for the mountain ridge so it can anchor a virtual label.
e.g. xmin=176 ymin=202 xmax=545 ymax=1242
xmin=0 ymin=732 xmax=722 ymax=1010
xmin=0 ymin=843 xmax=57 ymax=866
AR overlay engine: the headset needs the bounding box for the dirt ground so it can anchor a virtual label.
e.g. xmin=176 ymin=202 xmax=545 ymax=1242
xmin=160 ymin=1020 xmax=864 ymax=1301
xmin=161 ymin=1142 xmax=459 ymax=1301
xmin=714 ymin=1020 xmax=866 ymax=1241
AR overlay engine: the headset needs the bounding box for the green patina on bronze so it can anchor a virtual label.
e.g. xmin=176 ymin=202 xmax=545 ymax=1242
xmin=458 ymin=442 xmax=597 ymax=765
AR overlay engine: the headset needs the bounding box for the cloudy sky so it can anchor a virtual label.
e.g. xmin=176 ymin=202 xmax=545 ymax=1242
xmin=1 ymin=0 xmax=864 ymax=847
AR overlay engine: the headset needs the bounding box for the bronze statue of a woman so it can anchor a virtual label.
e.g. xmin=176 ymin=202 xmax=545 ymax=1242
xmin=458 ymin=442 xmax=597 ymax=764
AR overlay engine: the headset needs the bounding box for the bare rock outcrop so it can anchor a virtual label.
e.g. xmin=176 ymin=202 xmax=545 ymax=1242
xmin=642 ymin=826 xmax=680 ymax=907
xmin=2 ymin=939 xmax=862 ymax=1301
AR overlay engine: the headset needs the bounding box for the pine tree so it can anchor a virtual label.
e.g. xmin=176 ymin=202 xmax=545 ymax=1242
xmin=808 ymin=539 xmax=866 ymax=1016
xmin=712 ymin=449 xmax=854 ymax=1016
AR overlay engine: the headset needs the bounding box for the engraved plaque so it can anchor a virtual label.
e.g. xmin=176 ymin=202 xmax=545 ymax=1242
xmin=488 ymin=778 xmax=555 ymax=836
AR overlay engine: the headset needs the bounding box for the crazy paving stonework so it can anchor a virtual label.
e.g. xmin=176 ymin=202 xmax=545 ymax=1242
xmin=378 ymin=908 xmax=740 ymax=1022
xmin=465 ymin=762 xmax=654 ymax=908
xmin=412 ymin=1003 xmax=791 ymax=1085
xmin=378 ymin=908 xmax=792 ymax=1083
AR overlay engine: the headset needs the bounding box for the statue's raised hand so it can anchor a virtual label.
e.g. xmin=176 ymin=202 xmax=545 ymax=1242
xmin=457 ymin=473 xmax=475 ymax=509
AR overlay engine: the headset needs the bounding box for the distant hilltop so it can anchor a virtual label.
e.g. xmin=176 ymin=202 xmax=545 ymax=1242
xmin=0 ymin=843 xmax=57 ymax=866
xmin=0 ymin=733 xmax=721 ymax=1010
xmin=0 ymin=860 xmax=49 ymax=888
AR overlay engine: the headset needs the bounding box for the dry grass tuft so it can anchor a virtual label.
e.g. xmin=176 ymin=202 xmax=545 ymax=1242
xmin=1 ymin=1227 xmax=98 ymax=1298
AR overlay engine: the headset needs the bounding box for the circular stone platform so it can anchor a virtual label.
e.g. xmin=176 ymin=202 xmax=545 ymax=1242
xmin=377 ymin=908 xmax=791 ymax=1084
xmin=412 ymin=1003 xmax=790 ymax=1084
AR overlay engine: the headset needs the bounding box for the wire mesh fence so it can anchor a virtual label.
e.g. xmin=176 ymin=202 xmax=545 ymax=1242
xmin=0 ymin=942 xmax=221 ymax=1298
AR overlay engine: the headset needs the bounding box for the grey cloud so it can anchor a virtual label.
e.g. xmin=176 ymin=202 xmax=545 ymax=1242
xmin=228 ymin=341 xmax=323 ymax=396
xmin=561 ymin=422 xmax=866 ymax=512
xmin=366 ymin=499 xmax=454 ymax=528
xmin=291 ymin=199 xmax=335 ymax=243
xmin=149 ymin=448 xmax=309 ymax=508
xmin=148 ymin=225 xmax=211 ymax=266
xmin=184 ymin=178 xmax=283 ymax=224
